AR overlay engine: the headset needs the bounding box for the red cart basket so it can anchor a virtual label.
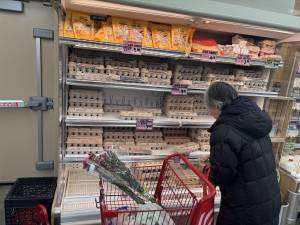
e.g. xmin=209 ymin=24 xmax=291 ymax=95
xmin=99 ymin=154 xmax=216 ymax=225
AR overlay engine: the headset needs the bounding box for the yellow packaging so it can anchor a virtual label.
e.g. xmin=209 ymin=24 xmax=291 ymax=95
xmin=151 ymin=23 xmax=171 ymax=49
xmin=171 ymin=24 xmax=195 ymax=52
xmin=63 ymin=11 xmax=74 ymax=38
xmin=143 ymin=27 xmax=153 ymax=48
xmin=112 ymin=17 xmax=132 ymax=44
xmin=72 ymin=11 xmax=94 ymax=40
xmin=59 ymin=18 xmax=64 ymax=37
xmin=94 ymin=18 xmax=114 ymax=43
xmin=130 ymin=20 xmax=147 ymax=43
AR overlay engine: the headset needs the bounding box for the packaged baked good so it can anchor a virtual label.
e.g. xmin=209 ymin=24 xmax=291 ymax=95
xmin=112 ymin=17 xmax=132 ymax=43
xmin=72 ymin=11 xmax=94 ymax=40
xmin=130 ymin=20 xmax=147 ymax=43
xmin=143 ymin=27 xmax=153 ymax=48
xmin=63 ymin=11 xmax=74 ymax=38
xmin=94 ymin=18 xmax=114 ymax=43
xmin=191 ymin=39 xmax=220 ymax=54
xmin=171 ymin=24 xmax=195 ymax=52
xmin=151 ymin=23 xmax=171 ymax=49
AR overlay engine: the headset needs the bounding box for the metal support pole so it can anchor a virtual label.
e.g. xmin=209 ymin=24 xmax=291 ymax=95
xmin=286 ymin=190 xmax=300 ymax=225
xmin=279 ymin=202 xmax=289 ymax=225
xmin=34 ymin=29 xmax=54 ymax=170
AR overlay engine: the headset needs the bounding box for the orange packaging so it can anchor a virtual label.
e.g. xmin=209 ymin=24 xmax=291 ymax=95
xmin=151 ymin=23 xmax=171 ymax=49
xmin=112 ymin=17 xmax=132 ymax=44
xmin=171 ymin=24 xmax=195 ymax=52
xmin=72 ymin=11 xmax=94 ymax=40
xmin=63 ymin=11 xmax=74 ymax=38
xmin=191 ymin=38 xmax=220 ymax=54
xmin=94 ymin=18 xmax=114 ymax=43
xmin=130 ymin=20 xmax=147 ymax=44
xmin=143 ymin=27 xmax=153 ymax=48
xmin=59 ymin=18 xmax=64 ymax=37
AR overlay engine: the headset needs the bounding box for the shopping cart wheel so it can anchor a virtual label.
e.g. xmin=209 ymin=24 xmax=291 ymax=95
xmin=35 ymin=204 xmax=50 ymax=225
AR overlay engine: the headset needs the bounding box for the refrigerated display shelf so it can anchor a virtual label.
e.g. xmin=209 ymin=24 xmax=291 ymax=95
xmin=65 ymin=113 xmax=215 ymax=128
xmin=60 ymin=38 xmax=283 ymax=69
xmin=66 ymin=79 xmax=280 ymax=98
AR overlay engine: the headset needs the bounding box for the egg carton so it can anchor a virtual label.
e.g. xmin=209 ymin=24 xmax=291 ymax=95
xmin=173 ymin=73 xmax=202 ymax=83
xmin=164 ymin=136 xmax=192 ymax=145
xmin=200 ymin=144 xmax=210 ymax=152
xmin=190 ymin=80 xmax=211 ymax=88
xmin=106 ymin=65 xmax=140 ymax=78
xmin=202 ymin=74 xmax=235 ymax=82
xmin=67 ymin=107 xmax=103 ymax=117
xmin=172 ymin=165 xmax=201 ymax=186
xmin=68 ymin=127 xmax=103 ymax=137
xmin=69 ymin=89 xmax=103 ymax=97
xmin=104 ymin=127 xmax=133 ymax=132
xmin=141 ymin=68 xmax=172 ymax=79
xmin=136 ymin=142 xmax=167 ymax=150
xmin=104 ymin=104 xmax=132 ymax=113
xmin=173 ymin=142 xmax=200 ymax=153
xmin=162 ymin=128 xmax=188 ymax=137
xmin=120 ymin=110 xmax=154 ymax=120
xmin=189 ymin=129 xmax=210 ymax=138
xmin=69 ymin=102 xmax=103 ymax=109
xmin=66 ymin=147 xmax=103 ymax=154
xmin=234 ymin=69 xmax=262 ymax=78
xmin=166 ymin=111 xmax=198 ymax=120
xmin=174 ymin=65 xmax=203 ymax=74
xmin=105 ymin=57 xmax=138 ymax=68
xmin=133 ymin=107 xmax=162 ymax=117
xmin=65 ymin=182 xmax=100 ymax=197
xmin=67 ymin=137 xmax=102 ymax=145
xmin=239 ymin=79 xmax=267 ymax=91
xmin=69 ymin=98 xmax=103 ymax=105
xmin=65 ymin=163 xmax=84 ymax=169
xmin=103 ymin=131 xmax=134 ymax=139
xmin=69 ymin=53 xmax=104 ymax=64
xmin=138 ymin=61 xmax=169 ymax=71
xmin=63 ymin=201 xmax=97 ymax=212
xmin=145 ymin=77 xmax=171 ymax=85
xmin=202 ymin=66 xmax=230 ymax=76
xmin=165 ymin=95 xmax=195 ymax=105
xmin=134 ymin=130 xmax=163 ymax=139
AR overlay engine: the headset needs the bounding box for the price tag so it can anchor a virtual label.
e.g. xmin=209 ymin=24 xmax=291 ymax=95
xmin=265 ymin=59 xmax=281 ymax=69
xmin=200 ymin=50 xmax=217 ymax=62
xmin=171 ymin=84 xmax=188 ymax=95
xmin=122 ymin=41 xmax=142 ymax=55
xmin=136 ymin=119 xmax=153 ymax=130
xmin=0 ymin=100 xmax=25 ymax=108
xmin=235 ymin=54 xmax=251 ymax=66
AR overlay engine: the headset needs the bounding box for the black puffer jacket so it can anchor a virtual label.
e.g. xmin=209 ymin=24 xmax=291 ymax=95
xmin=208 ymin=96 xmax=280 ymax=225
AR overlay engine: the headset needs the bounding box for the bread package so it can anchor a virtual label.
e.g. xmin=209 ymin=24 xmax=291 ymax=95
xmin=94 ymin=18 xmax=114 ymax=43
xmin=112 ymin=17 xmax=132 ymax=43
xmin=72 ymin=12 xmax=94 ymax=40
xmin=130 ymin=20 xmax=147 ymax=43
xmin=171 ymin=24 xmax=195 ymax=52
xmin=151 ymin=23 xmax=171 ymax=49
xmin=63 ymin=11 xmax=74 ymax=38
xmin=143 ymin=27 xmax=153 ymax=48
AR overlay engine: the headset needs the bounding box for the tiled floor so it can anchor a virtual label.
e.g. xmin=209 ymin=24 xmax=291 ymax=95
xmin=0 ymin=185 xmax=11 ymax=225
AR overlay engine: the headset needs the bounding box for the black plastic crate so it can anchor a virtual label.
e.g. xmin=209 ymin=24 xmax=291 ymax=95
xmin=5 ymin=177 xmax=57 ymax=225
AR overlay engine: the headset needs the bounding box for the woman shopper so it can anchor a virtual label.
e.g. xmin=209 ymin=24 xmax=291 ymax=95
xmin=205 ymin=81 xmax=280 ymax=225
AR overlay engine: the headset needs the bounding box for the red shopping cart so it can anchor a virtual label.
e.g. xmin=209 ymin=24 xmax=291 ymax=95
xmin=99 ymin=154 xmax=216 ymax=225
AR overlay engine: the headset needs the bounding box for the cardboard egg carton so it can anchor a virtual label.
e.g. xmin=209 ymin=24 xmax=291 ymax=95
xmin=234 ymin=69 xmax=263 ymax=78
xmin=68 ymin=127 xmax=103 ymax=137
xmin=140 ymin=68 xmax=172 ymax=79
xmin=136 ymin=142 xmax=167 ymax=150
xmin=66 ymin=146 xmax=103 ymax=154
xmin=163 ymin=128 xmax=188 ymax=137
xmin=200 ymin=144 xmax=210 ymax=152
xmin=68 ymin=64 xmax=106 ymax=81
xmin=119 ymin=110 xmax=154 ymax=120
xmin=66 ymin=138 xmax=102 ymax=147
xmin=165 ymin=111 xmax=198 ymax=120
xmin=203 ymin=74 xmax=235 ymax=83
xmin=69 ymin=53 xmax=104 ymax=64
xmin=69 ymin=89 xmax=103 ymax=100
xmin=165 ymin=95 xmax=195 ymax=113
xmin=174 ymin=65 xmax=203 ymax=74
xmin=104 ymin=104 xmax=132 ymax=113
xmin=134 ymin=130 xmax=163 ymax=139
xmin=105 ymin=57 xmax=137 ymax=68
xmin=165 ymin=95 xmax=195 ymax=105
xmin=164 ymin=136 xmax=191 ymax=145
xmin=103 ymin=131 xmax=134 ymax=140
xmin=106 ymin=65 xmax=140 ymax=78
xmin=173 ymin=142 xmax=200 ymax=153
xmin=191 ymin=81 xmax=211 ymax=89
xmin=239 ymin=79 xmax=267 ymax=91
xmin=144 ymin=77 xmax=171 ymax=85
xmin=68 ymin=107 xmax=103 ymax=117
xmin=189 ymin=129 xmax=210 ymax=140
xmin=133 ymin=107 xmax=162 ymax=117
xmin=138 ymin=61 xmax=169 ymax=71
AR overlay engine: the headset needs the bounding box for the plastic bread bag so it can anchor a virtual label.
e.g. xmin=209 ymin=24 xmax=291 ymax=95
xmin=94 ymin=17 xmax=114 ymax=43
xmin=112 ymin=17 xmax=132 ymax=44
xmin=63 ymin=11 xmax=74 ymax=38
xmin=171 ymin=24 xmax=195 ymax=52
xmin=151 ymin=23 xmax=171 ymax=49
xmin=143 ymin=27 xmax=153 ymax=48
xmin=72 ymin=11 xmax=94 ymax=40
xmin=130 ymin=20 xmax=147 ymax=43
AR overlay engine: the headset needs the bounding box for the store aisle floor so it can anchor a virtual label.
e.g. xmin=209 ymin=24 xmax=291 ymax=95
xmin=0 ymin=185 xmax=11 ymax=225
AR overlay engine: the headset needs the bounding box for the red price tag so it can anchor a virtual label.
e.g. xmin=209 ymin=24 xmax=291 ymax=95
xmin=136 ymin=119 xmax=153 ymax=130
xmin=171 ymin=84 xmax=188 ymax=95
xmin=200 ymin=50 xmax=217 ymax=62
xmin=122 ymin=41 xmax=142 ymax=55
xmin=235 ymin=54 xmax=251 ymax=66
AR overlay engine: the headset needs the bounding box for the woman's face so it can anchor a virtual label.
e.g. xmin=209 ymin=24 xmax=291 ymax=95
xmin=209 ymin=107 xmax=221 ymax=119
